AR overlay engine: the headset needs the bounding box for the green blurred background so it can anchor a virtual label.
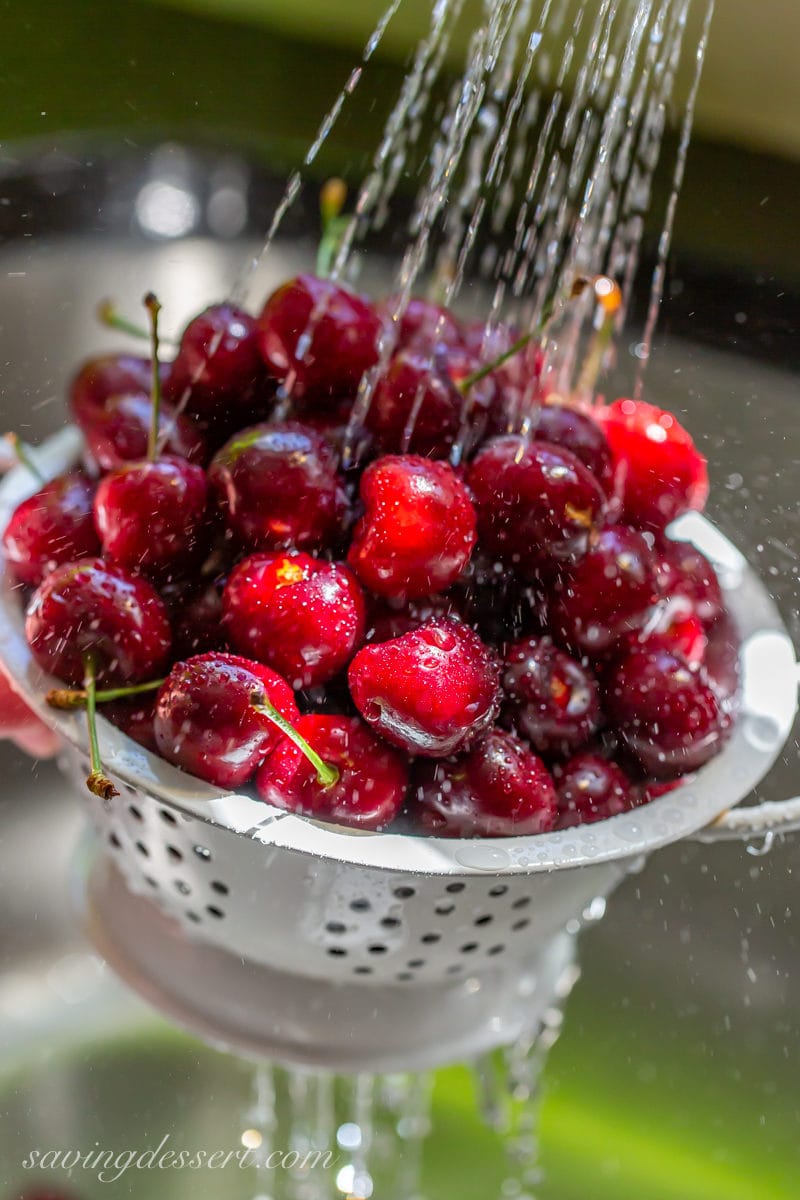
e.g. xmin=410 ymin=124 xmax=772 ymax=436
xmin=0 ymin=2 xmax=798 ymax=1198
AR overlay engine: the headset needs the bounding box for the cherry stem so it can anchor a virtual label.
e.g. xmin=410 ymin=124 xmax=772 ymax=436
xmin=456 ymin=331 xmax=534 ymax=394
xmin=316 ymin=178 xmax=349 ymax=279
xmin=97 ymin=299 xmax=178 ymax=345
xmin=4 ymin=433 xmax=45 ymax=485
xmin=47 ymin=677 xmax=165 ymax=712
xmin=82 ymin=655 xmax=119 ymax=801
xmin=251 ymin=694 xmax=339 ymax=788
xmin=144 ymin=292 xmax=163 ymax=462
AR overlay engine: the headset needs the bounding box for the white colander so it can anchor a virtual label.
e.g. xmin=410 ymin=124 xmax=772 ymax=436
xmin=0 ymin=426 xmax=797 ymax=1072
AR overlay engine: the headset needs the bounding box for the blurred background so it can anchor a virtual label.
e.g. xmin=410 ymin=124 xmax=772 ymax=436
xmin=0 ymin=2 xmax=798 ymax=1198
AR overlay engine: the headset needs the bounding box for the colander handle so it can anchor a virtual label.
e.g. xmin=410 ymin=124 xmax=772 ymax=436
xmin=692 ymin=796 xmax=800 ymax=844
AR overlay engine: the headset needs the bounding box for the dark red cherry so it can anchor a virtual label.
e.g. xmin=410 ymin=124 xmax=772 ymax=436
xmin=348 ymin=619 xmax=500 ymax=757
xmin=104 ymin=695 xmax=158 ymax=754
xmin=208 ymin=422 xmax=348 ymax=552
xmin=2 ymin=471 xmax=100 ymax=586
xmin=69 ymin=353 xmax=162 ymax=415
xmin=25 ymin=558 xmax=172 ymax=687
xmin=533 ymin=403 xmax=613 ymax=492
xmin=502 ymin=636 xmax=601 ymax=757
xmin=172 ymin=580 xmax=228 ymax=658
xmin=384 ymin=297 xmax=463 ymax=352
xmin=462 ymin=321 xmax=544 ymax=433
xmin=223 ymin=551 xmax=366 ymax=688
xmin=165 ymin=303 xmax=271 ymax=418
xmin=94 ymin=457 xmax=209 ymax=574
xmin=154 ymin=652 xmax=299 ymax=788
xmin=367 ymin=349 xmax=465 ymax=458
xmin=655 ymin=536 xmax=723 ymax=625
xmin=257 ymin=714 xmax=407 ymax=830
xmin=467 ymin=435 xmax=606 ymax=574
xmin=75 ymin=392 xmax=207 ymax=472
xmin=549 ymin=526 xmax=661 ymax=655
xmin=604 ymin=642 xmax=733 ymax=778
xmin=555 ymin=751 xmax=636 ymax=827
xmin=413 ymin=728 xmax=558 ymax=837
xmin=597 ymin=398 xmax=709 ymax=530
xmin=347 ymin=456 xmax=476 ymax=599
xmin=257 ymin=274 xmax=381 ymax=401
xmin=702 ymin=609 xmax=741 ymax=705
xmin=366 ymin=594 xmax=465 ymax=643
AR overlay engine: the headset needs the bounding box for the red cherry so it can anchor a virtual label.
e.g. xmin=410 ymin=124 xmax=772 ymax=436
xmin=223 ymin=551 xmax=366 ymax=688
xmin=347 ymin=455 xmax=476 ymax=600
xmin=209 ymin=422 xmax=348 ymax=552
xmin=166 ymin=303 xmax=273 ymax=419
xmin=462 ymin=321 xmax=543 ymax=417
xmin=413 ymin=728 xmax=558 ymax=837
xmin=154 ymin=652 xmax=298 ymax=788
xmin=647 ymin=614 xmax=708 ymax=666
xmin=533 ymin=403 xmax=613 ymax=492
xmin=367 ymin=349 xmax=465 ymax=458
xmin=348 ymin=619 xmax=500 ymax=757
xmin=597 ymin=398 xmax=709 ymax=530
xmin=104 ymin=695 xmax=158 ymax=754
xmin=2 ymin=471 xmax=100 ymax=586
xmin=257 ymin=714 xmax=407 ymax=830
xmin=604 ymin=642 xmax=733 ymax=778
xmin=502 ymin=636 xmax=601 ymax=757
xmin=384 ymin=297 xmax=463 ymax=351
xmin=25 ymin=558 xmax=172 ymax=687
xmin=69 ymin=353 xmax=161 ymax=414
xmin=555 ymin=751 xmax=636 ymax=827
xmin=655 ymin=536 xmax=723 ymax=625
xmin=366 ymin=594 xmax=465 ymax=643
xmin=549 ymin=526 xmax=661 ymax=655
xmin=257 ymin=274 xmax=381 ymax=401
xmin=171 ymin=580 xmax=229 ymax=659
xmin=77 ymin=392 xmax=207 ymax=472
xmin=467 ymin=435 xmax=606 ymax=575
xmin=94 ymin=457 xmax=209 ymax=575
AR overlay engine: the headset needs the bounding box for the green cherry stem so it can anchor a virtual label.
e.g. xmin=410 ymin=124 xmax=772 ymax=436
xmin=4 ymin=433 xmax=46 ymax=485
xmin=82 ymin=655 xmax=119 ymax=801
xmin=251 ymin=693 xmax=339 ymax=788
xmin=316 ymin=178 xmax=350 ymax=279
xmin=47 ymin=677 xmax=165 ymax=711
xmin=144 ymin=292 xmax=163 ymax=462
xmin=455 ymin=331 xmax=535 ymax=395
xmin=97 ymin=299 xmax=177 ymax=345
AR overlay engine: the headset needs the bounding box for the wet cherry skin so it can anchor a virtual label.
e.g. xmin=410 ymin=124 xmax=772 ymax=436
xmin=502 ymin=636 xmax=601 ymax=757
xmin=2 ymin=472 xmax=100 ymax=586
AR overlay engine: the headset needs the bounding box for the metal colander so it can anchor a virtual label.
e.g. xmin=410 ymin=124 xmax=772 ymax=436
xmin=0 ymin=427 xmax=798 ymax=1071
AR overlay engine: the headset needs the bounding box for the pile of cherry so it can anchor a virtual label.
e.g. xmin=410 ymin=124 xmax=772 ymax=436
xmin=2 ymin=273 xmax=738 ymax=837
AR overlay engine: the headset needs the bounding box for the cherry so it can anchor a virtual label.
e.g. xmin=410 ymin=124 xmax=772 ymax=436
xmin=75 ymin=392 xmax=207 ymax=472
xmin=549 ymin=526 xmax=661 ymax=655
xmin=26 ymin=558 xmax=172 ymax=687
xmin=172 ymin=580 xmax=229 ymax=659
xmin=69 ymin=353 xmax=162 ymax=415
xmin=367 ymin=348 xmax=465 ymax=458
xmin=104 ymin=695 xmax=159 ymax=754
xmin=94 ymin=456 xmax=208 ymax=575
xmin=165 ymin=303 xmax=272 ymax=419
xmin=388 ymin=297 xmax=463 ymax=351
xmin=533 ymin=403 xmax=613 ymax=493
xmin=467 ymin=435 xmax=606 ymax=575
xmin=366 ymin=594 xmax=465 ymax=644
xmin=703 ymin=609 xmax=741 ymax=704
xmin=209 ymin=421 xmax=348 ymax=552
xmin=555 ymin=751 xmax=636 ymax=827
xmin=502 ymin=636 xmax=601 ymax=757
xmin=597 ymin=397 xmax=709 ymax=530
xmin=654 ymin=536 xmax=723 ymax=625
xmin=257 ymin=274 xmax=381 ymax=401
xmin=347 ymin=455 xmax=476 ymax=599
xmin=348 ymin=619 xmax=500 ymax=757
xmin=413 ymin=728 xmax=558 ymax=837
xmin=257 ymin=714 xmax=407 ymax=830
xmin=223 ymin=551 xmax=365 ymax=688
xmin=154 ymin=652 xmax=299 ymax=788
xmin=2 ymin=471 xmax=100 ymax=586
xmin=604 ymin=642 xmax=733 ymax=778
xmin=462 ymin=320 xmax=543 ymax=410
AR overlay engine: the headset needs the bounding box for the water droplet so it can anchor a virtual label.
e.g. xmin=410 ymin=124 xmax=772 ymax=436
xmin=455 ymin=845 xmax=512 ymax=871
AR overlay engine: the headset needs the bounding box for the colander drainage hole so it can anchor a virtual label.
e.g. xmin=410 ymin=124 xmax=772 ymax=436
xmin=206 ymin=905 xmax=225 ymax=919
xmin=128 ymin=805 xmax=143 ymax=822
xmin=368 ymin=944 xmax=387 ymax=955
xmin=159 ymin=809 xmax=178 ymax=826
xmin=211 ymin=881 xmax=229 ymax=896
xmin=474 ymin=914 xmax=493 ymax=927
xmin=407 ymin=959 xmax=425 ymax=969
xmin=349 ymin=898 xmax=371 ymax=912
xmin=380 ymin=916 xmax=401 ymax=930
xmin=108 ymin=833 xmax=121 ymax=850
xmin=512 ymin=896 xmax=531 ymax=910
xmin=135 ymin=841 xmax=149 ymax=857
xmin=326 ymin=921 xmax=347 ymax=935
xmin=186 ymin=911 xmax=201 ymax=923
xmin=354 ymin=966 xmax=372 ymax=976
xmin=487 ymin=944 xmax=505 ymax=956
xmin=445 ymin=882 xmax=465 ymax=894
xmin=512 ymin=918 xmax=530 ymax=932
xmin=396 ymin=973 xmax=413 ymax=982
xmin=421 ymin=932 xmax=441 ymax=944
xmin=460 ymin=942 xmax=479 ymax=954
xmin=489 ymin=885 xmax=508 ymax=897
xmin=393 ymin=886 xmax=416 ymax=899
xmin=435 ymin=903 xmax=456 ymax=916
xmin=327 ymin=947 xmax=347 ymax=957
xmin=446 ymin=964 xmax=464 ymax=975
xmin=144 ymin=876 xmax=158 ymax=889
xmin=166 ymin=846 xmax=183 ymax=863
xmin=174 ymin=880 xmax=191 ymax=896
